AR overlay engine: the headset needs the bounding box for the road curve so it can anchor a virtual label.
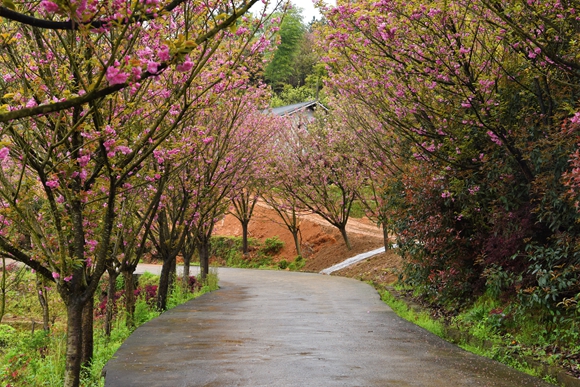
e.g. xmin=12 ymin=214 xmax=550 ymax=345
xmin=104 ymin=268 xmax=553 ymax=387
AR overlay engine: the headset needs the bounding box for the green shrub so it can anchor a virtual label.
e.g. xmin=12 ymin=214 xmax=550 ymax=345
xmin=261 ymin=236 xmax=284 ymax=256
xmin=203 ymin=271 xmax=219 ymax=292
xmin=210 ymin=236 xmax=281 ymax=269
xmin=134 ymin=296 xmax=160 ymax=327
xmin=210 ymin=236 xmax=259 ymax=257
xmin=138 ymin=272 xmax=159 ymax=288
xmin=0 ymin=325 xmax=16 ymax=347
xmin=115 ymin=275 xmax=124 ymax=291
xmin=0 ymin=270 xmax=218 ymax=387
xmin=278 ymin=260 xmax=289 ymax=270
xmin=288 ymin=256 xmax=305 ymax=271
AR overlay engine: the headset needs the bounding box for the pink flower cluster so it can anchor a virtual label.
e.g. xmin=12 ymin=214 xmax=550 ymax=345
xmin=106 ymin=66 xmax=129 ymax=86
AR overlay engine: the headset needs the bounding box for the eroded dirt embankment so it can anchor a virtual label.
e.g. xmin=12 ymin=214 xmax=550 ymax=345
xmin=213 ymin=203 xmax=401 ymax=284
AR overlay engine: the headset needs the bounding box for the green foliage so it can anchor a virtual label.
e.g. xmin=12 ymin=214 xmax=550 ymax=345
xmin=270 ymin=84 xmax=317 ymax=107
xmin=0 ymin=271 xmax=216 ymax=386
xmin=138 ymin=271 xmax=159 ymax=288
xmin=278 ymin=260 xmax=289 ymax=270
xmin=115 ymin=275 xmax=125 ymax=291
xmin=166 ymin=284 xmax=195 ymax=310
xmin=349 ymin=200 xmax=366 ymax=219
xmin=288 ymin=255 xmax=305 ymax=271
xmin=379 ymin=290 xmax=445 ymax=338
xmin=262 ymin=236 xmax=284 ymax=256
xmin=450 ymin=290 xmax=580 ymax=376
xmin=133 ymin=296 xmax=160 ymax=327
xmin=458 ymin=341 xmax=540 ymax=379
xmin=518 ymin=242 xmax=580 ymax=315
xmin=211 ymin=235 xmax=284 ymax=269
xmin=265 ymin=8 xmax=306 ymax=89
xmin=0 ymin=325 xmax=15 ymax=347
xmin=202 ymin=271 xmax=219 ymax=292
xmin=452 ymin=295 xmax=507 ymax=341
xmin=210 ymin=235 xmax=259 ymax=257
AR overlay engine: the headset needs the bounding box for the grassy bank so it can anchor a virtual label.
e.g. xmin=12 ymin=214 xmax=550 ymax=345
xmin=0 ymin=269 xmax=218 ymax=386
xmin=378 ymin=286 xmax=580 ymax=386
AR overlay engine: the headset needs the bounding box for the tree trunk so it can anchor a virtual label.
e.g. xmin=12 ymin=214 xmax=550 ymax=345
xmin=198 ymin=242 xmax=210 ymax=282
xmin=105 ymin=270 xmax=118 ymax=336
xmin=291 ymin=230 xmax=301 ymax=257
xmin=156 ymin=258 xmax=173 ymax=311
xmin=181 ymin=233 xmax=196 ymax=289
xmin=182 ymin=253 xmax=191 ymax=290
xmin=36 ymin=275 xmax=50 ymax=332
xmin=382 ymin=224 xmax=390 ymax=250
xmin=123 ymin=270 xmax=136 ymax=329
xmin=169 ymin=258 xmax=176 ymax=291
xmin=81 ymin=295 xmax=94 ymax=367
xmin=241 ymin=220 xmax=249 ymax=255
xmin=339 ymin=226 xmax=352 ymax=250
xmin=63 ymin=300 xmax=84 ymax=387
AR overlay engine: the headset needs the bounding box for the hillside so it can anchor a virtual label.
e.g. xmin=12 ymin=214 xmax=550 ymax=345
xmin=213 ymin=203 xmax=402 ymax=285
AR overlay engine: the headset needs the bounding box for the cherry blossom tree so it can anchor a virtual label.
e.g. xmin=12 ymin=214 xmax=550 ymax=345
xmin=272 ymin=113 xmax=366 ymax=249
xmin=230 ymin=186 xmax=260 ymax=255
xmin=318 ymin=0 xmax=580 ymax=306
xmin=0 ymin=1 xmax=282 ymax=385
xmin=261 ymin=190 xmax=306 ymax=257
xmin=184 ymin=88 xmax=280 ymax=279
xmin=0 ymin=0 xmax=264 ymax=122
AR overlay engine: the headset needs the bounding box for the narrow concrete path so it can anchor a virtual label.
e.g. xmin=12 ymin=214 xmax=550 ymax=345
xmin=104 ymin=268 xmax=553 ymax=387
xmin=320 ymin=247 xmax=386 ymax=274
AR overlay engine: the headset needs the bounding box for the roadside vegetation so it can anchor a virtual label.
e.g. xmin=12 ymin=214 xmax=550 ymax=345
xmin=0 ymin=267 xmax=218 ymax=386
xmin=378 ymin=282 xmax=580 ymax=383
xmin=208 ymin=235 xmax=306 ymax=271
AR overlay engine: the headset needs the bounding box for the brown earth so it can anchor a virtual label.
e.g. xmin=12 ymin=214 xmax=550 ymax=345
xmin=213 ymin=202 xmax=402 ymax=286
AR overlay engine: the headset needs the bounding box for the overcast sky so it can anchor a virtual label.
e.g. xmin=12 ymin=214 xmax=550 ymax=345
xmin=251 ymin=0 xmax=335 ymax=25
xmin=292 ymin=0 xmax=323 ymax=23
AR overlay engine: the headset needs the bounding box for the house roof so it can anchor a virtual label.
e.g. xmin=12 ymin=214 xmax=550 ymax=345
xmin=269 ymin=100 xmax=327 ymax=117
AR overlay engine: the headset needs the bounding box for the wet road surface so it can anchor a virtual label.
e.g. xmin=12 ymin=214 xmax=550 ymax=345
xmin=104 ymin=268 xmax=554 ymax=387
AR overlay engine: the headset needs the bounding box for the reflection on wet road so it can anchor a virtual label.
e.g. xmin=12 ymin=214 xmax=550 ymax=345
xmin=105 ymin=268 xmax=554 ymax=387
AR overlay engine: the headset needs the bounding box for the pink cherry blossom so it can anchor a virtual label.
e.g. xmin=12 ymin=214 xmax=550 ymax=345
xmin=176 ymin=58 xmax=194 ymax=72
xmin=106 ymin=66 xmax=129 ymax=85
xmin=40 ymin=0 xmax=59 ymax=13
xmin=46 ymin=178 xmax=59 ymax=189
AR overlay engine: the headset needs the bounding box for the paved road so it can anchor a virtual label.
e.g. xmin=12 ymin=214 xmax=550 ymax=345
xmin=104 ymin=268 xmax=553 ymax=387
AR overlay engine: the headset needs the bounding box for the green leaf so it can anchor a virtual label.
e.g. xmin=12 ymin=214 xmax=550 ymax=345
xmin=2 ymin=0 xmax=16 ymax=10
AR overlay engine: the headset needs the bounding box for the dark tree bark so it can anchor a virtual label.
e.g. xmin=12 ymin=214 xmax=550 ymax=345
xmin=123 ymin=270 xmax=137 ymax=329
xmin=104 ymin=268 xmax=118 ymax=336
xmin=382 ymin=224 xmax=390 ymax=250
xmin=198 ymin=240 xmax=210 ymax=283
xmin=81 ymin=295 xmax=94 ymax=367
xmin=181 ymin=233 xmax=196 ymax=289
xmin=156 ymin=257 xmax=174 ymax=311
xmin=0 ymin=256 xmax=6 ymax=324
xmin=291 ymin=229 xmax=302 ymax=257
xmin=63 ymin=300 xmax=83 ymax=387
xmin=339 ymin=226 xmax=352 ymax=250
xmin=230 ymin=190 xmax=259 ymax=255
xmin=241 ymin=219 xmax=250 ymax=255
xmin=36 ymin=274 xmax=50 ymax=331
